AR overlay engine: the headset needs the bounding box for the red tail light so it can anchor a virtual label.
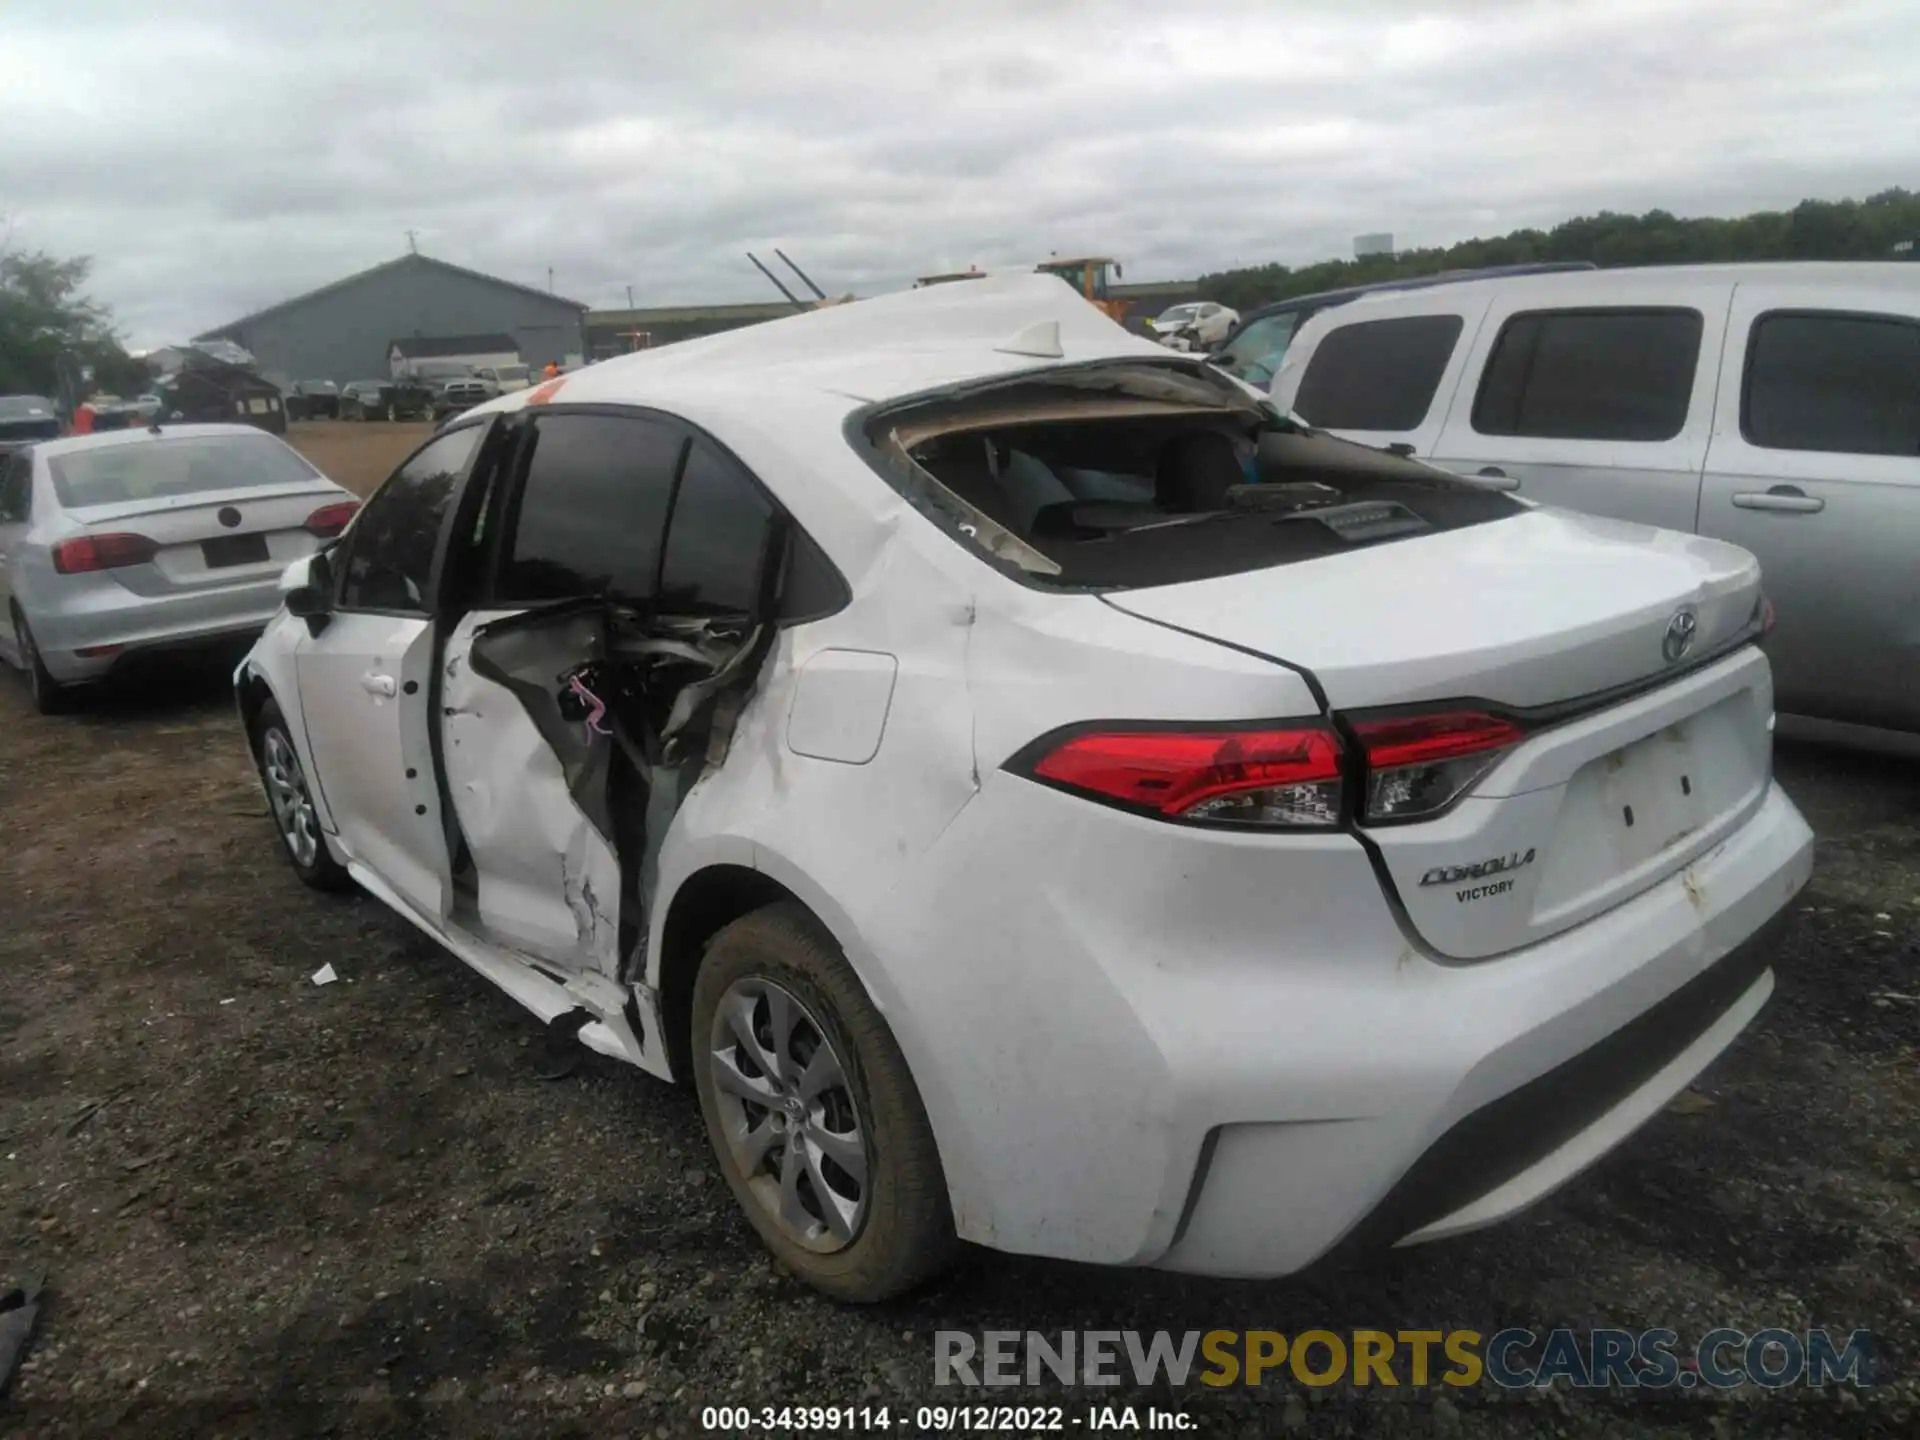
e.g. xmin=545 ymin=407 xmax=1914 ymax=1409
xmin=51 ymin=532 xmax=158 ymax=574
xmin=1028 ymin=726 xmax=1344 ymax=828
xmin=1350 ymin=710 xmax=1525 ymax=823
xmin=304 ymin=500 xmax=360 ymax=538
xmin=1760 ymin=596 xmax=1777 ymax=636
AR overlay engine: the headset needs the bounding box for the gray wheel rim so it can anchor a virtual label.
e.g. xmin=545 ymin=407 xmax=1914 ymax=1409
xmin=708 ymin=977 xmax=869 ymax=1253
xmin=261 ymin=728 xmax=321 ymax=868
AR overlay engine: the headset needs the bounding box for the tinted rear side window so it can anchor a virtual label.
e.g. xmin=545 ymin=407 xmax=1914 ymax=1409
xmin=497 ymin=413 xmax=685 ymax=603
xmin=658 ymin=439 xmax=776 ymax=615
xmin=1292 ymin=315 xmax=1465 ymax=431
xmin=1743 ymin=310 xmax=1920 ymax=456
xmin=1472 ymin=308 xmax=1702 ymax=442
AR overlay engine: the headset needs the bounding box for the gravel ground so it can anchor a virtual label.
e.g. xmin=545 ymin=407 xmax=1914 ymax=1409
xmin=0 ymin=424 xmax=1914 ymax=1437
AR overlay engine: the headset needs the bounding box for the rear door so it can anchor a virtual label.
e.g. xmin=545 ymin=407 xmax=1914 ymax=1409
xmin=1427 ymin=283 xmax=1731 ymax=532
xmin=439 ymin=409 xmax=783 ymax=976
xmin=294 ymin=423 xmax=491 ymax=920
xmin=1698 ymin=287 xmax=1920 ymax=731
xmin=438 ymin=410 xmax=683 ymax=971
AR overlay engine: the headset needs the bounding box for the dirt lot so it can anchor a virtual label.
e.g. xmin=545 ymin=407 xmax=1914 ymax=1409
xmin=285 ymin=418 xmax=434 ymax=497
xmin=0 ymin=425 xmax=1915 ymax=1436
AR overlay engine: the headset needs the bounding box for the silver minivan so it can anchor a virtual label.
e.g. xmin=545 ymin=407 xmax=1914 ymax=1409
xmin=1270 ymin=263 xmax=1920 ymax=734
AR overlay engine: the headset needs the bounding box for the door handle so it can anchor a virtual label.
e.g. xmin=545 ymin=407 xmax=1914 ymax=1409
xmin=1474 ymin=466 xmax=1520 ymax=492
xmin=360 ymin=672 xmax=397 ymax=697
xmin=1731 ymin=485 xmax=1824 ymax=514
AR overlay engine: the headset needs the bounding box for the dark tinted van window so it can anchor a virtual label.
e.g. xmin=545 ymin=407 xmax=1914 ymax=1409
xmin=658 ymin=439 xmax=776 ymax=615
xmin=497 ymin=413 xmax=685 ymax=603
xmin=1473 ymin=308 xmax=1702 ymax=442
xmin=1743 ymin=310 xmax=1920 ymax=456
xmin=1292 ymin=315 xmax=1465 ymax=431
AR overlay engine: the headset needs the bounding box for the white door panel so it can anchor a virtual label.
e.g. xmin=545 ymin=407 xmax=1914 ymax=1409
xmin=295 ymin=611 xmax=450 ymax=918
xmin=1700 ymin=284 xmax=1920 ymax=731
xmin=441 ymin=608 xmax=624 ymax=974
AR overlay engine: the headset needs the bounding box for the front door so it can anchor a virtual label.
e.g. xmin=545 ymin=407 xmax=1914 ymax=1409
xmin=295 ymin=424 xmax=487 ymax=920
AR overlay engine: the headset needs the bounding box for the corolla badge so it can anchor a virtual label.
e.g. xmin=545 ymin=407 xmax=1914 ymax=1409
xmin=1662 ymin=606 xmax=1699 ymax=664
xmin=1419 ymin=849 xmax=1536 ymax=887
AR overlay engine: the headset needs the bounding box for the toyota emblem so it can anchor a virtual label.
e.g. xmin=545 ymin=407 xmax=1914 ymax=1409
xmin=1662 ymin=606 xmax=1699 ymax=664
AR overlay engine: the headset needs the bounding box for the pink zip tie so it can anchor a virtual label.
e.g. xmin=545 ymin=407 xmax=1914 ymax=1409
xmin=567 ymin=674 xmax=611 ymax=739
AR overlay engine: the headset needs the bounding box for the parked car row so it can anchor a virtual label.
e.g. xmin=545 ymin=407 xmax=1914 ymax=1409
xmin=338 ymin=379 xmax=432 ymax=422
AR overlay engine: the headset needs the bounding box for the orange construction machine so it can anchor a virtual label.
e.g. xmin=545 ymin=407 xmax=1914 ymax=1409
xmin=1034 ymin=255 xmax=1128 ymax=323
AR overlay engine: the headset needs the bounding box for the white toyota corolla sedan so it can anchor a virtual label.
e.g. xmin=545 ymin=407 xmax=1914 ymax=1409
xmin=235 ymin=274 xmax=1814 ymax=1302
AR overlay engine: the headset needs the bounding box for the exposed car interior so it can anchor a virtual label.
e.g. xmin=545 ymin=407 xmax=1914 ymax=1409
xmin=870 ymin=365 xmax=1525 ymax=588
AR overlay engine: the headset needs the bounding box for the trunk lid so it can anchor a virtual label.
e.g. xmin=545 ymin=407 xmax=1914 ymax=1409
xmin=1103 ymin=508 xmax=1761 ymax=711
xmin=66 ymin=481 xmax=345 ymax=596
xmin=1105 ymin=508 xmax=1774 ymax=958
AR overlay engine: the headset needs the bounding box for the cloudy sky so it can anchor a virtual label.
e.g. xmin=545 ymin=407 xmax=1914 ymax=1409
xmin=4 ymin=0 xmax=1915 ymax=346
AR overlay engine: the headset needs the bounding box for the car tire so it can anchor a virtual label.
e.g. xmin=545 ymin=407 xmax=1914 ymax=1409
xmin=252 ymin=698 xmax=352 ymax=891
xmin=692 ymin=902 xmax=958 ymax=1304
xmin=10 ymin=605 xmax=71 ymax=715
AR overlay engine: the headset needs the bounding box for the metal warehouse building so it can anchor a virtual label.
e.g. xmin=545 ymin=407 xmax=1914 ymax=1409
xmin=194 ymin=252 xmax=588 ymax=388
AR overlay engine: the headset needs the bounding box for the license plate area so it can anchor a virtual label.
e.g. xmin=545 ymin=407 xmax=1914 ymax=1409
xmin=1600 ymin=721 xmax=1712 ymax=867
xmin=202 ymin=533 xmax=270 ymax=568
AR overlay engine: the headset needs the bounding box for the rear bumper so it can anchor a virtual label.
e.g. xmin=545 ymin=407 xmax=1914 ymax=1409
xmin=858 ymin=771 xmax=1812 ymax=1274
xmin=1154 ymin=782 xmax=1813 ymax=1276
xmin=30 ymin=579 xmax=285 ymax=683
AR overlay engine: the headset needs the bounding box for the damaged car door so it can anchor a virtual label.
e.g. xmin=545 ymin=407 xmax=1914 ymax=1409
xmin=293 ymin=423 xmax=490 ymax=920
xmin=439 ymin=409 xmax=780 ymax=977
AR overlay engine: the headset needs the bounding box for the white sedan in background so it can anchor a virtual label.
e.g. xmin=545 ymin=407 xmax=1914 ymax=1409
xmin=236 ymin=275 xmax=1811 ymax=1302
xmin=0 ymin=424 xmax=358 ymax=712
xmin=1149 ymin=300 xmax=1238 ymax=348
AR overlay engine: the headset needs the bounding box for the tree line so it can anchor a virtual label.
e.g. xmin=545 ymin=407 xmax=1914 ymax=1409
xmin=1194 ymin=187 xmax=1920 ymax=314
xmin=0 ymin=244 xmax=148 ymax=399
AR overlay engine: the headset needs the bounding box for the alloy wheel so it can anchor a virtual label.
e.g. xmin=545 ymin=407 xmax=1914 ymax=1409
xmin=261 ymin=727 xmax=321 ymax=868
xmin=706 ymin=977 xmax=869 ymax=1253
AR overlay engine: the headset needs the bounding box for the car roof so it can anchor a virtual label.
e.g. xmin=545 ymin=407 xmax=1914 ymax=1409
xmin=1301 ymin=260 xmax=1920 ymax=321
xmin=1231 ymin=263 xmax=1601 ymax=329
xmin=30 ymin=423 xmax=275 ymax=461
xmin=470 ymin=272 xmax=1171 ymax=423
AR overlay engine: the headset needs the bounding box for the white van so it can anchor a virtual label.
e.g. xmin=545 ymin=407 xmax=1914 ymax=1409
xmin=1271 ymin=263 xmax=1920 ymax=735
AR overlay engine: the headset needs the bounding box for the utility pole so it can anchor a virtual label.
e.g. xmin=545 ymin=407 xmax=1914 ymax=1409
xmin=404 ymin=229 xmax=418 ymax=254
xmin=547 ymin=266 xmax=555 ymax=293
xmin=626 ymin=284 xmax=635 ymax=309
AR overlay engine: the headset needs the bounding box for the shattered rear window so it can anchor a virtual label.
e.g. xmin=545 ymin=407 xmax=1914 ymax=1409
xmin=857 ymin=362 xmax=1524 ymax=590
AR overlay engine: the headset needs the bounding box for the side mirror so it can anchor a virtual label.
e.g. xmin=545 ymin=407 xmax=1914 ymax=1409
xmin=280 ymin=552 xmax=334 ymax=634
